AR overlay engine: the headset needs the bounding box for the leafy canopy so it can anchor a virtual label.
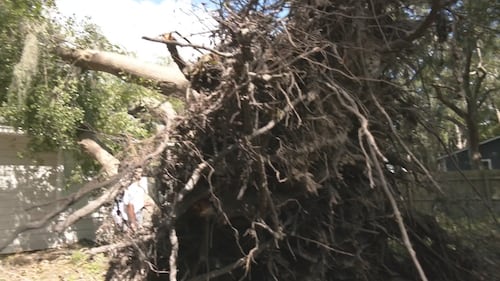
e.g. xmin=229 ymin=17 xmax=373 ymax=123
xmin=0 ymin=1 xmax=163 ymax=175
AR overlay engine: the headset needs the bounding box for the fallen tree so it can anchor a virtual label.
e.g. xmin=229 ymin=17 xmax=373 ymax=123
xmin=3 ymin=1 xmax=495 ymax=281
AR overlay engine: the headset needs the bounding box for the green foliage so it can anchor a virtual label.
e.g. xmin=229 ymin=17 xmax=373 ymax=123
xmin=0 ymin=0 xmax=50 ymax=103
xmin=405 ymin=0 xmax=500 ymax=163
xmin=75 ymin=73 xmax=156 ymax=152
xmin=0 ymin=2 xmax=161 ymax=177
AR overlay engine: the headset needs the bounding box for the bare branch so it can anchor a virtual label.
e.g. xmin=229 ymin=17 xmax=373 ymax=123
xmin=169 ymin=229 xmax=179 ymax=281
xmin=142 ymin=35 xmax=234 ymax=58
xmin=370 ymin=93 xmax=443 ymax=194
xmin=378 ymin=169 xmax=430 ymax=281
xmin=54 ymin=180 xmax=124 ymax=232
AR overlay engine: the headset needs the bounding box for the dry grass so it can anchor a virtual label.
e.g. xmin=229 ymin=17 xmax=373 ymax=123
xmin=0 ymin=246 xmax=109 ymax=281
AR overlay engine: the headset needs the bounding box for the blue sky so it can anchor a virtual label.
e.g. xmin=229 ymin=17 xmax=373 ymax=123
xmin=55 ymin=0 xmax=216 ymax=62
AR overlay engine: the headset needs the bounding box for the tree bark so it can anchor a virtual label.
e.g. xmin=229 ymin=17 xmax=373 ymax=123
xmin=491 ymin=98 xmax=500 ymax=124
xmin=454 ymin=124 xmax=465 ymax=149
xmin=55 ymin=47 xmax=189 ymax=97
xmin=466 ymin=112 xmax=481 ymax=170
xmin=463 ymin=43 xmax=482 ymax=170
xmin=78 ymin=138 xmax=120 ymax=176
xmin=465 ymin=104 xmax=481 ymax=170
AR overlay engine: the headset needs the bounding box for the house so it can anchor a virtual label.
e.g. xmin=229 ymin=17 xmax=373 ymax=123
xmin=437 ymin=136 xmax=500 ymax=171
xmin=0 ymin=125 xmax=100 ymax=254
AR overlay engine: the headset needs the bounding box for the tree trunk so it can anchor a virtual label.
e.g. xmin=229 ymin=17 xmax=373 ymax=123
xmin=465 ymin=108 xmax=482 ymax=170
xmin=455 ymin=124 xmax=465 ymax=149
xmin=55 ymin=47 xmax=189 ymax=97
xmin=492 ymin=98 xmax=500 ymax=124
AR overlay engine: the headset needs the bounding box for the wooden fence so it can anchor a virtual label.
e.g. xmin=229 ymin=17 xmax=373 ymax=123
xmin=408 ymin=170 xmax=500 ymax=219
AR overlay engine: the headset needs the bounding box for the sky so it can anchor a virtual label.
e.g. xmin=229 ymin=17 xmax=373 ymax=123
xmin=54 ymin=0 xmax=216 ymax=63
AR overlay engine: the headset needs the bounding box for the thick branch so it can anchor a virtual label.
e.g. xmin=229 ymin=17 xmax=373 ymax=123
xmin=386 ymin=0 xmax=447 ymax=50
xmin=54 ymin=181 xmax=124 ymax=232
xmin=142 ymin=36 xmax=233 ymax=58
xmin=85 ymin=234 xmax=154 ymax=255
xmin=79 ymin=138 xmax=120 ymax=176
xmin=158 ymin=33 xmax=187 ymax=76
xmin=432 ymin=84 xmax=467 ymax=117
xmin=55 ymin=47 xmax=189 ymax=96
xmin=443 ymin=115 xmax=466 ymax=128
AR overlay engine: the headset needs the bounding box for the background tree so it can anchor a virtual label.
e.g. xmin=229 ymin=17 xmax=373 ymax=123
xmin=415 ymin=0 xmax=499 ymax=169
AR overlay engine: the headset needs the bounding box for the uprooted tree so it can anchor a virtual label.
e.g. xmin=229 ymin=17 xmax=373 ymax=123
xmin=2 ymin=1 xmax=497 ymax=281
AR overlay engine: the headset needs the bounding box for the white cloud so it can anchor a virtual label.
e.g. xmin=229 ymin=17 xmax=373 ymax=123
xmin=55 ymin=0 xmax=216 ymax=63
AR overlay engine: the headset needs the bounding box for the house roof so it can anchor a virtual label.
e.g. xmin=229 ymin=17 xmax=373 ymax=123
xmin=437 ymin=135 xmax=500 ymax=160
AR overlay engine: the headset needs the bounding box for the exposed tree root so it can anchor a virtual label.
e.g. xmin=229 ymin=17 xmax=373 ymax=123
xmin=5 ymin=1 xmax=492 ymax=281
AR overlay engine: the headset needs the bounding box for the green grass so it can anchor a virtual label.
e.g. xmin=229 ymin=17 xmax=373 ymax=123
xmin=68 ymin=250 xmax=108 ymax=278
